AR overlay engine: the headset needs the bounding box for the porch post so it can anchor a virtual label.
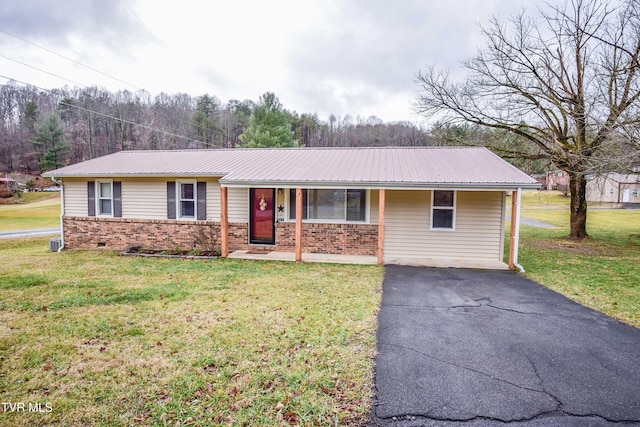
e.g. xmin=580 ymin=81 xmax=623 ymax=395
xmin=508 ymin=188 xmax=523 ymax=271
xmin=295 ymin=188 xmax=303 ymax=261
xmin=377 ymin=189 xmax=386 ymax=265
xmin=220 ymin=186 xmax=229 ymax=258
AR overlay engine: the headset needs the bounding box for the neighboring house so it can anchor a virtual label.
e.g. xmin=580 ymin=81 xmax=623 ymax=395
xmin=43 ymin=147 xmax=540 ymax=269
xmin=0 ymin=177 xmax=17 ymax=197
xmin=586 ymin=172 xmax=640 ymax=204
xmin=531 ymin=173 xmax=547 ymax=190
xmin=546 ymin=170 xmax=570 ymax=191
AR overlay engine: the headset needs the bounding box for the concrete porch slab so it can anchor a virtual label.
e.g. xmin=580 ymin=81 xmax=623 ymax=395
xmin=227 ymin=250 xmax=378 ymax=265
xmin=228 ymin=251 xmax=378 ymax=264
xmin=227 ymin=250 xmax=509 ymax=269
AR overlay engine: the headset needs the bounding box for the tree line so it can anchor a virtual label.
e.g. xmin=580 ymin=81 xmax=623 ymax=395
xmin=0 ymin=82 xmax=433 ymax=173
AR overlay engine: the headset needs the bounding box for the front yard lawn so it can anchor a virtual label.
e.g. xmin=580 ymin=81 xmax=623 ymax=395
xmin=513 ymin=191 xmax=640 ymax=328
xmin=0 ymin=238 xmax=382 ymax=426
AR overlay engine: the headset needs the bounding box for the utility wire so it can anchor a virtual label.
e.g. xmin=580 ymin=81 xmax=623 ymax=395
xmin=0 ymin=74 xmax=225 ymax=148
xmin=0 ymin=28 xmax=229 ymax=141
xmin=0 ymin=28 xmax=144 ymax=91
xmin=0 ymin=53 xmax=87 ymax=87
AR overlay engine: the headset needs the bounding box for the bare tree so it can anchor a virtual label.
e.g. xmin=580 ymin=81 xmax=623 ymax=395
xmin=415 ymin=0 xmax=640 ymax=239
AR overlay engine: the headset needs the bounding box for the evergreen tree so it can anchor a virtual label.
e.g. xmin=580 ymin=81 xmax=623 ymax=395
xmin=190 ymin=94 xmax=220 ymax=147
xmin=30 ymin=113 xmax=68 ymax=171
xmin=239 ymin=92 xmax=297 ymax=148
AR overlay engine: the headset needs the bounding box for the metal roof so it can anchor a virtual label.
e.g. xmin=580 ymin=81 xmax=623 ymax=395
xmin=43 ymin=147 xmax=540 ymax=189
xmin=589 ymin=172 xmax=640 ymax=184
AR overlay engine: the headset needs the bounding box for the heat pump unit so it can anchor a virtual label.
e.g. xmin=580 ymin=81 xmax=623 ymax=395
xmin=49 ymin=238 xmax=62 ymax=252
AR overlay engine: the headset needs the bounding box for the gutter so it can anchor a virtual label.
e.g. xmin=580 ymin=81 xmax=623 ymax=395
xmin=512 ymin=187 xmax=524 ymax=272
xmin=220 ymin=180 xmax=541 ymax=191
xmin=55 ymin=178 xmax=65 ymax=252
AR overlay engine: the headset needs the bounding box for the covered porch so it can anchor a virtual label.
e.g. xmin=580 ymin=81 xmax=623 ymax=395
xmin=220 ymin=187 xmax=524 ymax=270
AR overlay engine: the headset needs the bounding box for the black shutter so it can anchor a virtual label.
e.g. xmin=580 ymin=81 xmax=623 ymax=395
xmin=197 ymin=181 xmax=207 ymax=220
xmin=167 ymin=182 xmax=176 ymax=219
xmin=87 ymin=181 xmax=95 ymax=217
xmin=113 ymin=181 xmax=122 ymax=218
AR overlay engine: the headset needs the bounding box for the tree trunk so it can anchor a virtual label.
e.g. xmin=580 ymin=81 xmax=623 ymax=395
xmin=568 ymin=171 xmax=588 ymax=240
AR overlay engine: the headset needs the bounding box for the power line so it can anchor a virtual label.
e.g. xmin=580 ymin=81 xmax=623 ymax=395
xmin=0 ymin=28 xmax=144 ymax=92
xmin=0 ymin=53 xmax=87 ymax=87
xmin=0 ymin=30 xmax=228 ymax=141
xmin=0 ymin=28 xmax=229 ymax=142
xmin=0 ymin=74 xmax=225 ymax=148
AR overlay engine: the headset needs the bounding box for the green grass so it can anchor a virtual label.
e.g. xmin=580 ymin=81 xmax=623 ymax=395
xmin=0 ymin=238 xmax=382 ymax=426
xmin=0 ymin=193 xmax=60 ymax=231
xmin=513 ymin=191 xmax=640 ymax=327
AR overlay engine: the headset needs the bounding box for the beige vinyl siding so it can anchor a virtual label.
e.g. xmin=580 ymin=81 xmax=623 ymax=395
xmin=384 ymin=190 xmax=505 ymax=262
xmin=122 ymin=177 xmax=222 ymax=220
xmin=63 ymin=178 xmax=88 ymax=216
xmin=369 ymin=190 xmax=379 ymax=225
xmin=63 ymin=177 xmax=224 ymax=220
xmin=121 ymin=178 xmax=167 ymax=219
xmin=228 ymin=187 xmax=248 ymax=222
xmin=206 ymin=179 xmax=221 ymax=221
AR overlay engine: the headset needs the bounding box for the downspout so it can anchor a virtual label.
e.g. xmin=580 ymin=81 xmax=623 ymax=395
xmin=512 ymin=187 xmax=524 ymax=272
xmin=55 ymin=178 xmax=65 ymax=252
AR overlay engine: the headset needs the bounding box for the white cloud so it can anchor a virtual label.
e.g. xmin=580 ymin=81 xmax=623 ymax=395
xmin=0 ymin=0 xmax=540 ymax=123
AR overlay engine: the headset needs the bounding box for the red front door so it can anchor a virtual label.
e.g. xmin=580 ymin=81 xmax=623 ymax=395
xmin=249 ymin=188 xmax=275 ymax=245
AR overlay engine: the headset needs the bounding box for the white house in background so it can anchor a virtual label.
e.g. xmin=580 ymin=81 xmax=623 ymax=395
xmin=43 ymin=147 xmax=540 ymax=270
xmin=586 ymin=173 xmax=640 ymax=205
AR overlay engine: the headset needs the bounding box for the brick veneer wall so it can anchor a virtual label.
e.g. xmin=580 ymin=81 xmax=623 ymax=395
xmin=275 ymin=222 xmax=377 ymax=256
xmin=62 ymin=217 xmax=378 ymax=256
xmin=63 ymin=217 xmax=225 ymax=250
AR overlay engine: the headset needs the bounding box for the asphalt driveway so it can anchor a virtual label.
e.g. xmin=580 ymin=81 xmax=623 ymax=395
xmin=371 ymin=266 xmax=640 ymax=426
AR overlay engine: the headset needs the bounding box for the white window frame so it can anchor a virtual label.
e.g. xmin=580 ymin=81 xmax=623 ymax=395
xmin=285 ymin=188 xmax=369 ymax=224
xmin=177 ymin=180 xmax=197 ymax=220
xmin=430 ymin=190 xmax=456 ymax=231
xmin=96 ymin=179 xmax=113 ymax=217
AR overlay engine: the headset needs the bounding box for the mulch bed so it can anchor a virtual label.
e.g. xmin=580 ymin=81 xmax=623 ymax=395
xmin=121 ymin=246 xmax=219 ymax=259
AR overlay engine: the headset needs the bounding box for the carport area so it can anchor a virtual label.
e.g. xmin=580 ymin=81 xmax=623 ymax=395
xmin=371 ymin=266 xmax=640 ymax=426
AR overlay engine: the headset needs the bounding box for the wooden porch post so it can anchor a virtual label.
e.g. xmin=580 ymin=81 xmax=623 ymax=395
xmin=377 ymin=189 xmax=386 ymax=265
xmin=220 ymin=186 xmax=229 ymax=258
xmin=508 ymin=189 xmax=519 ymax=270
xmin=295 ymin=188 xmax=303 ymax=261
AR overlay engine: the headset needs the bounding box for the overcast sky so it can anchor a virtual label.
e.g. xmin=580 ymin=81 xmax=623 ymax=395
xmin=0 ymin=0 xmax=538 ymax=123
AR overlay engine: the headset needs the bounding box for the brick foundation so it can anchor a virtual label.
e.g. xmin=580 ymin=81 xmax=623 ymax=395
xmin=62 ymin=217 xmax=378 ymax=256
xmin=62 ymin=217 xmax=224 ymax=251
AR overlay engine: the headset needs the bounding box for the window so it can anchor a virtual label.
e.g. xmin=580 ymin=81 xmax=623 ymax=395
xmin=97 ymin=180 xmax=113 ymax=216
xmin=289 ymin=189 xmax=366 ymax=222
xmin=431 ymin=190 xmax=455 ymax=230
xmin=178 ymin=181 xmax=195 ymax=219
xmin=167 ymin=181 xmax=206 ymax=220
xmin=633 ymin=189 xmax=638 ymax=197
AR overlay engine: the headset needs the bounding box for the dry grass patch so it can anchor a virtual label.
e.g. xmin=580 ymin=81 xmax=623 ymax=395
xmin=0 ymin=238 xmax=382 ymax=426
xmin=0 ymin=193 xmax=60 ymax=231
